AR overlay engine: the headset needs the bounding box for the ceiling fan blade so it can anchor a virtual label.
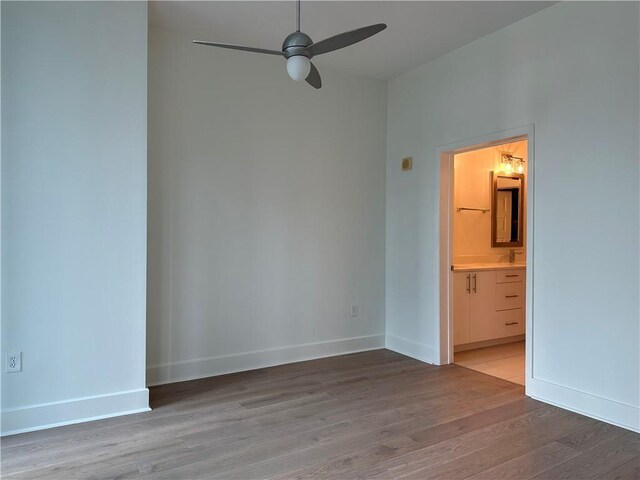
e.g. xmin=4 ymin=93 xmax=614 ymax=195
xmin=306 ymin=62 xmax=322 ymax=89
xmin=306 ymin=23 xmax=386 ymax=57
xmin=193 ymin=40 xmax=282 ymax=56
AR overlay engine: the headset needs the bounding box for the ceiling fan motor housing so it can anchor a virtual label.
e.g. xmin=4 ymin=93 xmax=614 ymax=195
xmin=282 ymin=31 xmax=313 ymax=59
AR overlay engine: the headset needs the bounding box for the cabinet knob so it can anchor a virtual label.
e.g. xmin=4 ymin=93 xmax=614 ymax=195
xmin=505 ymin=294 xmax=519 ymax=298
xmin=505 ymin=322 xmax=519 ymax=326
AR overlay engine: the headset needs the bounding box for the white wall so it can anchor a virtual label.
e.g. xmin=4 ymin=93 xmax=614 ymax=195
xmin=1 ymin=1 xmax=149 ymax=435
xmin=147 ymin=27 xmax=387 ymax=385
xmin=386 ymin=2 xmax=639 ymax=430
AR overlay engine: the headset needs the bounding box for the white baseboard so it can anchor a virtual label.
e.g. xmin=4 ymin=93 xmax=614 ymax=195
xmin=147 ymin=334 xmax=385 ymax=386
xmin=1 ymin=388 xmax=150 ymax=436
xmin=530 ymin=377 xmax=639 ymax=433
xmin=385 ymin=333 xmax=435 ymax=365
xmin=454 ymin=335 xmax=525 ymax=353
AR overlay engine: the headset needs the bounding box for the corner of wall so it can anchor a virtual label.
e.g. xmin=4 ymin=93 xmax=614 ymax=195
xmin=385 ymin=333 xmax=435 ymax=365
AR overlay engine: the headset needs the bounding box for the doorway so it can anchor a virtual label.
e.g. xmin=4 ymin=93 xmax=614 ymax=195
xmin=437 ymin=126 xmax=534 ymax=391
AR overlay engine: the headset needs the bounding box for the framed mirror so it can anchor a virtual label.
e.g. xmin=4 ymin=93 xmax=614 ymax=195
xmin=491 ymin=172 xmax=524 ymax=247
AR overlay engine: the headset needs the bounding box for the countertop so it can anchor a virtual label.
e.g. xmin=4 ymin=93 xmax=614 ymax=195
xmin=452 ymin=262 xmax=526 ymax=272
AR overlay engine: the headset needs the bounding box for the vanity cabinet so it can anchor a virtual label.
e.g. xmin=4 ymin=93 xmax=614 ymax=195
xmin=453 ymin=271 xmax=496 ymax=344
xmin=453 ymin=268 xmax=525 ymax=346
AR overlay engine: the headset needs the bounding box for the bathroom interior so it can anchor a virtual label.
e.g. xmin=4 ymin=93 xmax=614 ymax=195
xmin=451 ymin=139 xmax=527 ymax=385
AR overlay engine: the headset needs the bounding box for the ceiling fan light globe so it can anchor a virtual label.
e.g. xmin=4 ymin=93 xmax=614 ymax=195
xmin=286 ymin=55 xmax=311 ymax=82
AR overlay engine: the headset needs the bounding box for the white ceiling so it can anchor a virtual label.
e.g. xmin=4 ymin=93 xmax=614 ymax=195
xmin=150 ymin=1 xmax=554 ymax=80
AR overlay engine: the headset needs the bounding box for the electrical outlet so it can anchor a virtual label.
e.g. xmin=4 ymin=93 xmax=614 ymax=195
xmin=6 ymin=352 xmax=22 ymax=373
xmin=350 ymin=305 xmax=359 ymax=318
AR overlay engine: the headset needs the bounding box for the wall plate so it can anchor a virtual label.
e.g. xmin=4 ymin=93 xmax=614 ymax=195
xmin=6 ymin=352 xmax=22 ymax=373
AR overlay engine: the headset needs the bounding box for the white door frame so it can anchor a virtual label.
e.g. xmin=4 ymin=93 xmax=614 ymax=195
xmin=437 ymin=125 xmax=534 ymax=396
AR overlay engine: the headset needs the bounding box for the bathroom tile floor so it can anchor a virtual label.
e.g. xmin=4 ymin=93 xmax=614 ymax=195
xmin=454 ymin=340 xmax=525 ymax=385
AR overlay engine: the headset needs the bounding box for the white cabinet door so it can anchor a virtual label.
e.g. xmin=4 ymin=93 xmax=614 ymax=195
xmin=469 ymin=270 xmax=497 ymax=342
xmin=452 ymin=272 xmax=470 ymax=345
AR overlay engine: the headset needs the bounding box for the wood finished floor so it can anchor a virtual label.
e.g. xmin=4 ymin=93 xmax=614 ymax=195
xmin=2 ymin=350 xmax=638 ymax=479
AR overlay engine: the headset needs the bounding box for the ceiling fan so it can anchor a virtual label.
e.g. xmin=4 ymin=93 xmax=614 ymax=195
xmin=193 ymin=0 xmax=387 ymax=89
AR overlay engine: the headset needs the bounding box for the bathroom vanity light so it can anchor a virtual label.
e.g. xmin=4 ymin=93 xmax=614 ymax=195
xmin=501 ymin=153 xmax=525 ymax=174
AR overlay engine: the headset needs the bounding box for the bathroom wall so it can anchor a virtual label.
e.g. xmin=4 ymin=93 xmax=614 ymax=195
xmin=453 ymin=140 xmax=527 ymax=263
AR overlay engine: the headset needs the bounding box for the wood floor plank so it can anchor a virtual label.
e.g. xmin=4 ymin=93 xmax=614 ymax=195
xmin=6 ymin=367 xmax=475 ymax=478
xmin=465 ymin=442 xmax=583 ymax=480
xmin=532 ymin=431 xmax=640 ymax=480
xmin=1 ymin=349 xmax=637 ymax=480
xmin=268 ymin=398 xmax=541 ymax=480
xmin=353 ymin=406 xmax=591 ymax=479
xmin=179 ymin=389 xmax=529 ymax=479
xmin=596 ymin=456 xmax=640 ymax=480
xmin=395 ymin=412 xmax=595 ymax=479
xmin=269 ymin=435 xmax=424 ymax=480
xmin=557 ymin=420 xmax=628 ymax=452
xmin=135 ymin=385 xmax=520 ymax=479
